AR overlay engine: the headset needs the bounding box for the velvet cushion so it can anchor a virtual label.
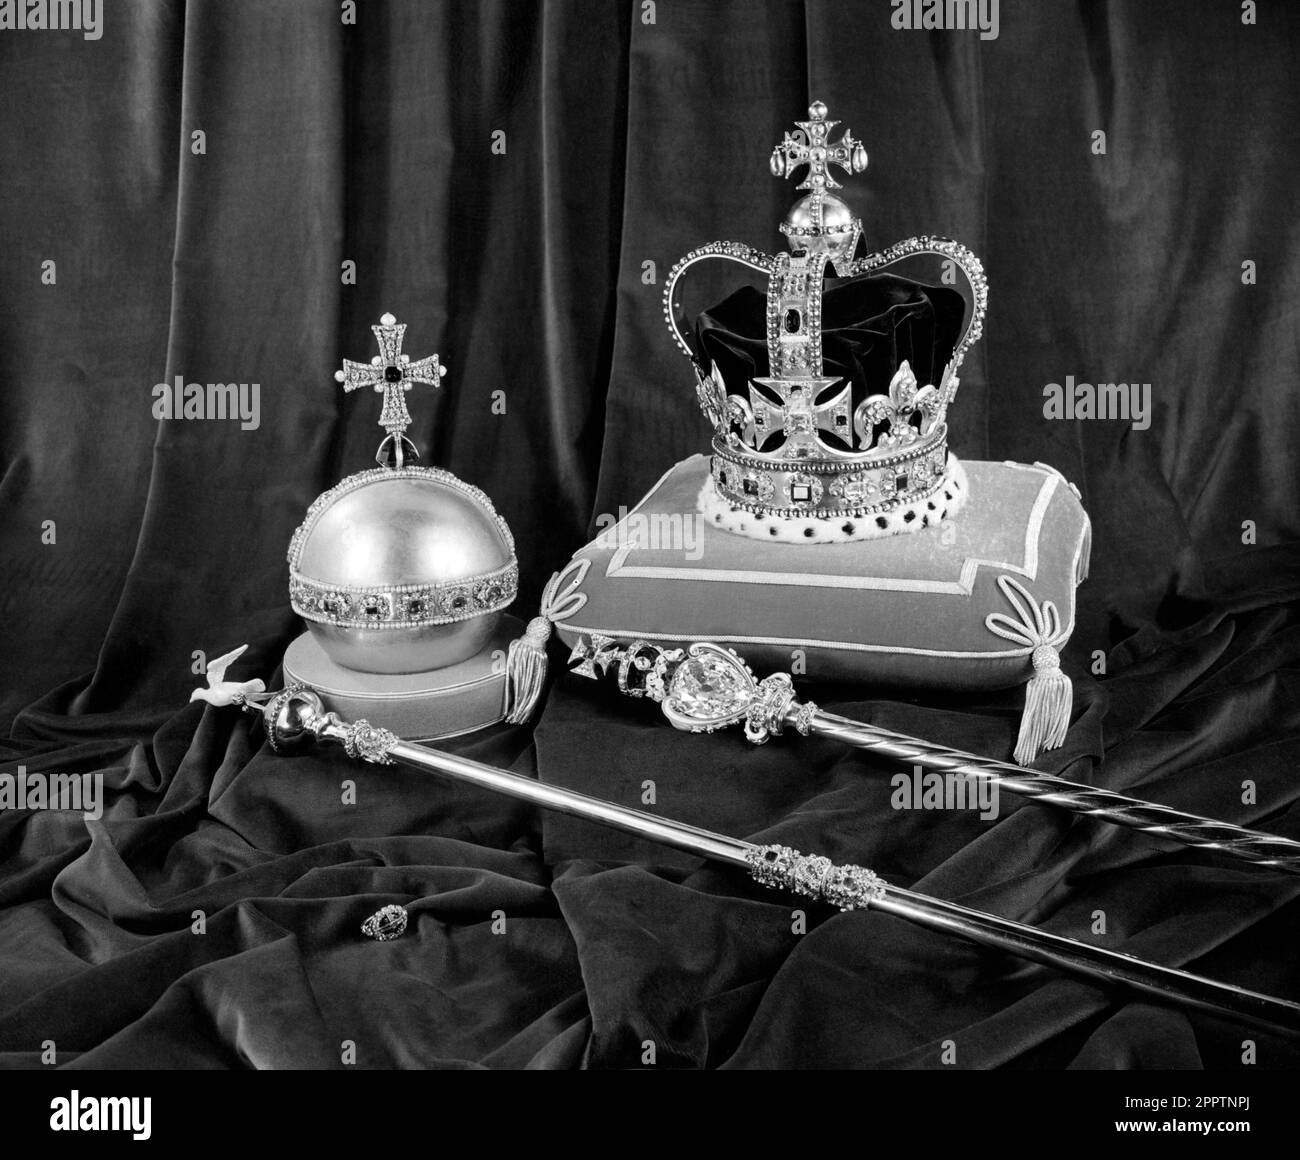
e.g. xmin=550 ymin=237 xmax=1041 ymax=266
xmin=548 ymin=454 xmax=1090 ymax=691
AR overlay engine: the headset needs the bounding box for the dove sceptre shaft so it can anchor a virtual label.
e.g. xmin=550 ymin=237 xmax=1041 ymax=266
xmin=241 ymin=686 xmax=1300 ymax=1039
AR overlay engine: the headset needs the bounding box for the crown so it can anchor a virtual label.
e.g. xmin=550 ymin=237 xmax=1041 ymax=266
xmin=663 ymin=102 xmax=988 ymax=538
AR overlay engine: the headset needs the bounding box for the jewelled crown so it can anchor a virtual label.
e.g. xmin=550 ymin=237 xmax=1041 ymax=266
xmin=663 ymin=101 xmax=988 ymax=536
xmin=287 ymin=313 xmax=518 ymax=675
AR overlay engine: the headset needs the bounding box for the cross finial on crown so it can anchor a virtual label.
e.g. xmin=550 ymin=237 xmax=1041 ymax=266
xmin=335 ymin=312 xmax=447 ymax=469
xmin=660 ymin=99 xmax=988 ymax=531
xmin=769 ymin=100 xmax=868 ymax=191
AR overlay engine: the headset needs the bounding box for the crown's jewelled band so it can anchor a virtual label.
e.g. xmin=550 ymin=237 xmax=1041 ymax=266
xmin=710 ymin=431 xmax=949 ymax=519
xmin=287 ymin=465 xmax=518 ymax=629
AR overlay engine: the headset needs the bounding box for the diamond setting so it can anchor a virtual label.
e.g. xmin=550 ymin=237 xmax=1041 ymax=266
xmin=660 ymin=98 xmax=986 ymax=527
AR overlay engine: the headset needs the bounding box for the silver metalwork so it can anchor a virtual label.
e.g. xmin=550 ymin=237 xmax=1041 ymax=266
xmin=769 ymin=100 xmax=868 ymax=192
xmin=792 ymin=700 xmax=819 ymax=737
xmin=662 ymin=100 xmax=989 ymax=525
xmin=569 ymin=637 xmax=1300 ymax=877
xmin=362 ymin=904 xmax=408 ymax=941
xmin=335 ymin=311 xmax=447 ymax=469
xmin=748 ymin=673 xmax=795 ymax=743
xmin=229 ymin=684 xmax=1300 ymax=1038
xmin=747 ymin=845 xmax=887 ymax=910
xmin=342 ymin=719 xmax=399 ymax=765
xmin=770 ymin=101 xmax=867 ymax=272
xmin=290 ymin=313 xmax=519 ymax=674
xmin=710 ymin=431 xmax=952 ymax=520
xmin=287 ymin=467 xmax=516 ymax=674
xmin=260 ymin=685 xmax=315 ymax=755
xmin=567 ymin=632 xmax=619 ymax=680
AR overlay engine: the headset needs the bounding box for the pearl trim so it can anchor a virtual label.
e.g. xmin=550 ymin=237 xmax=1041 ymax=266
xmin=699 ymin=454 xmax=969 ymax=544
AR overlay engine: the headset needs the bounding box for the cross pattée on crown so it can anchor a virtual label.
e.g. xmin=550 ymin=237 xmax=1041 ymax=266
xmin=749 ymin=376 xmax=853 ymax=452
xmin=769 ymin=100 xmax=868 ymax=191
xmin=335 ymin=312 xmax=447 ymax=468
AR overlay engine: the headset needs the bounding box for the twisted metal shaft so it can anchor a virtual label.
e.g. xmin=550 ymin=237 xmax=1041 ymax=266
xmin=800 ymin=707 xmax=1300 ymax=874
xmin=565 ymin=635 xmax=1300 ymax=877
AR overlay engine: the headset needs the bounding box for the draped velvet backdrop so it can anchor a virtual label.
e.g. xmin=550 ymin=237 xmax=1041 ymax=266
xmin=1 ymin=0 xmax=1298 ymax=1072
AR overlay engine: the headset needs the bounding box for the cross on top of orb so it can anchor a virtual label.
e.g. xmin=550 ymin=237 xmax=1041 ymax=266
xmin=335 ymin=312 xmax=447 ymax=441
xmin=769 ymin=100 xmax=868 ymax=192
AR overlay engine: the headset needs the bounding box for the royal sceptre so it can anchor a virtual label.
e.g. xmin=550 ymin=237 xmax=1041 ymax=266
xmin=208 ymin=680 xmax=1300 ymax=1039
xmin=565 ymin=636 xmax=1300 ymax=876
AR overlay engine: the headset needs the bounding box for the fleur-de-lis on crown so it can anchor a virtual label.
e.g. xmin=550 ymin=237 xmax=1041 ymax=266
xmin=693 ymin=364 xmax=729 ymax=434
xmin=855 ymin=361 xmax=941 ymax=448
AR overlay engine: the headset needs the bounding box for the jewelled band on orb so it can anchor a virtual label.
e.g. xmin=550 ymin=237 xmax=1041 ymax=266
xmin=286 ymin=464 xmax=518 ymax=629
xmin=289 ymin=561 xmax=518 ymax=630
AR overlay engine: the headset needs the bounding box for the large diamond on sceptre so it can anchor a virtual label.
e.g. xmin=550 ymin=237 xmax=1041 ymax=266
xmin=661 ymin=643 xmax=761 ymax=734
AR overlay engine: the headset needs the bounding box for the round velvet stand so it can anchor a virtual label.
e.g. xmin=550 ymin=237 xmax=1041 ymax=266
xmin=282 ymin=615 xmax=521 ymax=740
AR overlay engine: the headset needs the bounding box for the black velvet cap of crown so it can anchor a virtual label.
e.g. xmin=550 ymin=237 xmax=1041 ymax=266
xmin=695 ymin=271 xmax=968 ymax=401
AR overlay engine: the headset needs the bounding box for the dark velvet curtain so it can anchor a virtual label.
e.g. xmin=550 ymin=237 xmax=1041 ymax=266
xmin=1 ymin=0 xmax=1298 ymax=1071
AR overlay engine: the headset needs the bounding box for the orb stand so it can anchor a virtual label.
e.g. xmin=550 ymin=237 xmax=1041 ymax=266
xmin=282 ymin=614 xmax=522 ymax=741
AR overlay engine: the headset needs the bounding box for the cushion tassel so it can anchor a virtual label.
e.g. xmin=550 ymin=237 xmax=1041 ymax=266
xmin=1014 ymin=644 xmax=1072 ymax=765
xmin=503 ymin=616 xmax=553 ymax=724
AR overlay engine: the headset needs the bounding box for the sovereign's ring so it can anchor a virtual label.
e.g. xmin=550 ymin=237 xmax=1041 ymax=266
xmin=362 ymin=904 xmax=409 ymax=941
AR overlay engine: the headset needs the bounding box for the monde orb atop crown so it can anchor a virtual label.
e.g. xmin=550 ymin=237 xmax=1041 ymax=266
xmin=664 ymin=101 xmax=988 ymax=542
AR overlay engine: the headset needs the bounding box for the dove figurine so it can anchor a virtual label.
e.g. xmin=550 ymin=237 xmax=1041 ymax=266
xmin=190 ymin=644 xmax=266 ymax=706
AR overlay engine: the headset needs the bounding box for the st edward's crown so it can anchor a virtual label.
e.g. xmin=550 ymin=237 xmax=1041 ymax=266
xmin=664 ymin=101 xmax=988 ymax=536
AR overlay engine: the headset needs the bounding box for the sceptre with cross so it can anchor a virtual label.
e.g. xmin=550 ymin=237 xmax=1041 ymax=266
xmin=335 ymin=312 xmax=447 ymax=469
